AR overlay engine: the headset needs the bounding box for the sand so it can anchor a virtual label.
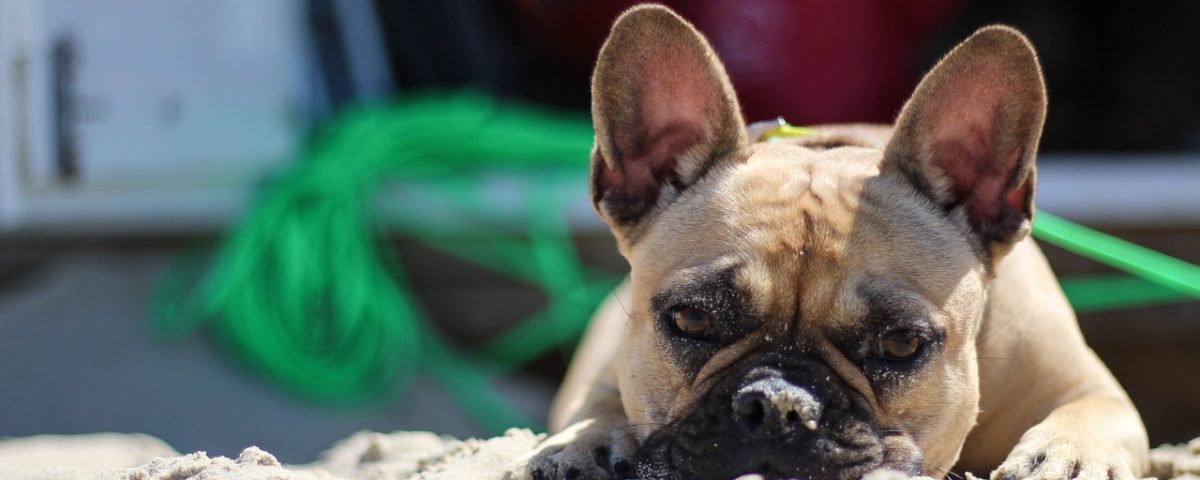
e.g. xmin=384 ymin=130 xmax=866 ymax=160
xmin=1 ymin=430 xmax=1197 ymax=480
xmin=0 ymin=429 xmax=543 ymax=480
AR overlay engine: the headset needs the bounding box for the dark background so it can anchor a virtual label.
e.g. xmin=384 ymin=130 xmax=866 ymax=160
xmin=376 ymin=0 xmax=1200 ymax=152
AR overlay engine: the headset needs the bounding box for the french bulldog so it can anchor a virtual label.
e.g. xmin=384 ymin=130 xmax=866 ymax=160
xmin=511 ymin=5 xmax=1148 ymax=479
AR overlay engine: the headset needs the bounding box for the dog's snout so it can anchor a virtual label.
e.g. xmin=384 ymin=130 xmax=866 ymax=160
xmin=732 ymin=377 xmax=822 ymax=436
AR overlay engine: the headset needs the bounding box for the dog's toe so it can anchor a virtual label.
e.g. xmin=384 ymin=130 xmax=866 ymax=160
xmin=992 ymin=436 xmax=1136 ymax=480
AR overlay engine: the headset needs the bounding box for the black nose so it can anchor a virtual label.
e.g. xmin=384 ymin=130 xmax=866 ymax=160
xmin=732 ymin=377 xmax=822 ymax=437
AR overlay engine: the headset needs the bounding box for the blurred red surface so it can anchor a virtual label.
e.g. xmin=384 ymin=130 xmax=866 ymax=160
xmin=512 ymin=0 xmax=960 ymax=124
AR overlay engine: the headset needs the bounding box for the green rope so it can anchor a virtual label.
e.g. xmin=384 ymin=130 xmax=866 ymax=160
xmin=152 ymin=92 xmax=611 ymax=430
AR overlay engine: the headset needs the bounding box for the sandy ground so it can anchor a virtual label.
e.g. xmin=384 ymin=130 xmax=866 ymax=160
xmin=1 ymin=430 xmax=1197 ymax=480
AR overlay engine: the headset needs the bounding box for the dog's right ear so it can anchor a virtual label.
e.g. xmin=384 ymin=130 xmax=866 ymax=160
xmin=589 ymin=5 xmax=747 ymax=245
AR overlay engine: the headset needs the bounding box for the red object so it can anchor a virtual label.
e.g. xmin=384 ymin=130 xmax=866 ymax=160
xmin=512 ymin=0 xmax=961 ymax=124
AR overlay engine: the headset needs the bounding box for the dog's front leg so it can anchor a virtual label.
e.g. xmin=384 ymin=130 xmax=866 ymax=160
xmin=509 ymin=384 xmax=635 ymax=480
xmin=967 ymin=241 xmax=1149 ymax=480
xmin=992 ymin=393 xmax=1147 ymax=480
xmin=506 ymin=283 xmax=636 ymax=479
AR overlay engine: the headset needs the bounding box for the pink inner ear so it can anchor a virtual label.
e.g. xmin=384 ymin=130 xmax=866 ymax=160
xmin=639 ymin=50 xmax=714 ymax=146
xmin=604 ymin=122 xmax=704 ymax=203
xmin=927 ymin=71 xmax=1029 ymax=224
xmin=605 ymin=48 xmax=716 ymax=201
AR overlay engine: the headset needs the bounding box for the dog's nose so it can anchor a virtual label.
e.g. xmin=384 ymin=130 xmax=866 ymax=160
xmin=732 ymin=377 xmax=822 ymax=436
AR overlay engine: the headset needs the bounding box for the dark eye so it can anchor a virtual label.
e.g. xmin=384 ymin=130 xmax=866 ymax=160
xmin=879 ymin=330 xmax=921 ymax=361
xmin=671 ymin=306 xmax=714 ymax=338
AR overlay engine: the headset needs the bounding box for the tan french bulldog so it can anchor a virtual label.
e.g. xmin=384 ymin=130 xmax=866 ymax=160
xmin=511 ymin=5 xmax=1148 ymax=479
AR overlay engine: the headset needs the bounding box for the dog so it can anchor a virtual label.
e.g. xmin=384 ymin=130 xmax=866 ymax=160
xmin=509 ymin=5 xmax=1148 ymax=479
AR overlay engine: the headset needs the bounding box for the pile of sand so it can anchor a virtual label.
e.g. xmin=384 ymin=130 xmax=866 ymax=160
xmin=0 ymin=429 xmax=542 ymax=480
xmin=1 ymin=430 xmax=1197 ymax=479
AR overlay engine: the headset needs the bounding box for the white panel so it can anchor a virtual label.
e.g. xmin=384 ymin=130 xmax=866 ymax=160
xmin=1 ymin=0 xmax=310 ymax=232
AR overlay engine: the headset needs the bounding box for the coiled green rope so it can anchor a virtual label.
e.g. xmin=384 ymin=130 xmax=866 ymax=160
xmin=152 ymin=92 xmax=612 ymax=425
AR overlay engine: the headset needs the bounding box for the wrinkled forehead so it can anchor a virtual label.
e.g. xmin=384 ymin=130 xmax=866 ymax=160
xmin=628 ymin=144 xmax=981 ymax=325
xmin=630 ymin=144 xmax=880 ymax=278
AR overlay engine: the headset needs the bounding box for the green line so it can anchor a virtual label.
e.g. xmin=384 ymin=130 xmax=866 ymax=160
xmin=1033 ymin=212 xmax=1200 ymax=300
xmin=1059 ymin=275 xmax=1192 ymax=313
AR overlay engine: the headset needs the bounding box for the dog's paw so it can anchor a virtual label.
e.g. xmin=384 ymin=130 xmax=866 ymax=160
xmin=991 ymin=433 xmax=1136 ymax=480
xmin=505 ymin=418 xmax=638 ymax=480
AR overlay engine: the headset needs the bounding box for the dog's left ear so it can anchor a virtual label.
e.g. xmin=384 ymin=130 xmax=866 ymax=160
xmin=883 ymin=25 xmax=1047 ymax=261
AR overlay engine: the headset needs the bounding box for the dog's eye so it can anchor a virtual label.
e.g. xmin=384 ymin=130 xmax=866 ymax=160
xmin=879 ymin=330 xmax=921 ymax=361
xmin=671 ymin=306 xmax=713 ymax=338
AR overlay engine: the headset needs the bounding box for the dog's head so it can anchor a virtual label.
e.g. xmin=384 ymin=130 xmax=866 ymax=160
xmin=588 ymin=5 xmax=1046 ymax=479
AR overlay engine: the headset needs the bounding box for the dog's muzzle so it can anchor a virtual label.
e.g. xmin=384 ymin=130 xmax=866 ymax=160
xmin=632 ymin=353 xmax=921 ymax=480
